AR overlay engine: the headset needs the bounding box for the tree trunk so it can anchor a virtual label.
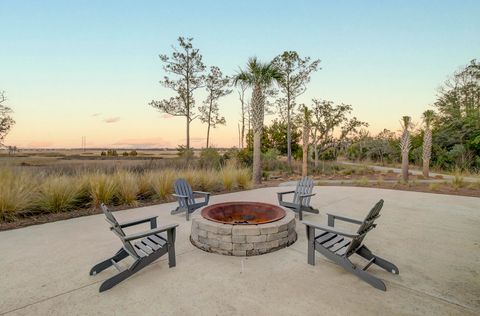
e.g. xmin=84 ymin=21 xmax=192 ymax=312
xmin=401 ymin=152 xmax=409 ymax=182
xmin=206 ymin=123 xmax=211 ymax=148
xmin=302 ymin=125 xmax=310 ymax=177
xmin=287 ymin=94 xmax=292 ymax=168
xmin=206 ymin=99 xmax=212 ymax=148
xmin=186 ymin=116 xmax=190 ymax=157
xmin=314 ymin=143 xmax=318 ymax=167
xmin=253 ymin=130 xmax=262 ymax=183
xmin=240 ymin=92 xmax=245 ymax=149
xmin=400 ymin=129 xmax=410 ymax=183
xmin=422 ymin=128 xmax=432 ymax=178
xmin=251 ymin=85 xmax=265 ymax=184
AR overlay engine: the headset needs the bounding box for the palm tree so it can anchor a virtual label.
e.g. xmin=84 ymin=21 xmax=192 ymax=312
xmin=399 ymin=116 xmax=413 ymax=182
xmin=422 ymin=110 xmax=435 ymax=178
xmin=234 ymin=57 xmax=283 ymax=184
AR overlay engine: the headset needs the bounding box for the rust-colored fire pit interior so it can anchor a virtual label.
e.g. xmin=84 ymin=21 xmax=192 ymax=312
xmin=201 ymin=202 xmax=286 ymax=225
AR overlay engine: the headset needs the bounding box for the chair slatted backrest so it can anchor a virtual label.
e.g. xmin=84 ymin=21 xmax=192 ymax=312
xmin=344 ymin=199 xmax=384 ymax=257
xmin=293 ymin=177 xmax=315 ymax=206
xmin=174 ymin=178 xmax=195 ymax=207
xmin=100 ymin=204 xmax=139 ymax=259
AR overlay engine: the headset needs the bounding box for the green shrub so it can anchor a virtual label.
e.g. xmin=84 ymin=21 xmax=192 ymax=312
xmin=199 ymin=148 xmax=223 ymax=169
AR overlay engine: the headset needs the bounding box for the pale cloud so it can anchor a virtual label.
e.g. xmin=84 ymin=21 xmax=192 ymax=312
xmin=26 ymin=141 xmax=54 ymax=148
xmin=104 ymin=117 xmax=121 ymax=123
xmin=160 ymin=114 xmax=173 ymax=119
xmin=188 ymin=137 xmax=205 ymax=143
xmin=91 ymin=113 xmax=101 ymax=117
xmin=113 ymin=137 xmax=171 ymax=148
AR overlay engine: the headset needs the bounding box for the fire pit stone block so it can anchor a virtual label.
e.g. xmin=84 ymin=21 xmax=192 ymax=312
xmin=191 ymin=210 xmax=297 ymax=256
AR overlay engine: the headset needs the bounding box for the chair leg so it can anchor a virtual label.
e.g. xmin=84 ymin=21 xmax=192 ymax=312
xmin=99 ymin=247 xmax=169 ymax=292
xmin=186 ymin=208 xmax=190 ymax=221
xmin=353 ymin=268 xmax=387 ymax=291
xmin=315 ymin=245 xmax=388 ymax=291
xmin=99 ymin=268 xmax=135 ymax=292
xmin=171 ymin=206 xmax=186 ymax=215
xmin=90 ymin=248 xmax=128 ymax=275
xmin=167 ymin=229 xmax=176 ymax=268
xmin=298 ymin=206 xmax=303 ymax=221
xmin=306 ymin=226 xmax=315 ymax=265
xmin=357 ymin=246 xmax=399 ymax=274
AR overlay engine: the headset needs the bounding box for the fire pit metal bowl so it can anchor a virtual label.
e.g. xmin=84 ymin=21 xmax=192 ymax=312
xmin=191 ymin=201 xmax=297 ymax=256
xmin=201 ymin=202 xmax=286 ymax=225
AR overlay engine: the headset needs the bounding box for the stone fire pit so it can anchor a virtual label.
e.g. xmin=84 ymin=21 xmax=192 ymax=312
xmin=191 ymin=202 xmax=297 ymax=256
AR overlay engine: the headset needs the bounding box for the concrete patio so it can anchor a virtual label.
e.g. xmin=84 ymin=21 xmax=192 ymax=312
xmin=0 ymin=186 xmax=479 ymax=315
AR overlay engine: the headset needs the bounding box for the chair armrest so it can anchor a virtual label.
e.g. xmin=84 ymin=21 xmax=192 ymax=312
xmin=123 ymin=224 xmax=179 ymax=242
xmin=277 ymin=190 xmax=295 ymax=196
xmin=277 ymin=190 xmax=295 ymax=203
xmin=118 ymin=215 xmax=158 ymax=229
xmin=193 ymin=191 xmax=210 ymax=196
xmin=172 ymin=194 xmax=188 ymax=199
xmin=299 ymin=193 xmax=316 ymax=198
xmin=327 ymin=213 xmax=363 ymax=226
xmin=302 ymin=220 xmax=358 ymax=238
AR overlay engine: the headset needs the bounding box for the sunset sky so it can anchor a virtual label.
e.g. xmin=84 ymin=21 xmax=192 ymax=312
xmin=1 ymin=1 xmax=479 ymax=148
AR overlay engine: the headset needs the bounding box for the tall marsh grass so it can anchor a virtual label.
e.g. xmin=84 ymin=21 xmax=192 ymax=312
xmin=0 ymin=163 xmax=252 ymax=222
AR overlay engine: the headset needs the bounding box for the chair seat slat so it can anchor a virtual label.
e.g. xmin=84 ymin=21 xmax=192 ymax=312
xmin=315 ymin=232 xmax=336 ymax=244
xmin=322 ymin=235 xmax=344 ymax=248
xmin=329 ymin=239 xmax=350 ymax=252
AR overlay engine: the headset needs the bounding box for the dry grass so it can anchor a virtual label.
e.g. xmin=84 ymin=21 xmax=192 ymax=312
xmin=37 ymin=175 xmax=82 ymax=213
xmin=236 ymin=168 xmax=252 ymax=189
xmin=149 ymin=169 xmax=176 ymax=200
xmin=221 ymin=166 xmax=237 ymax=191
xmin=0 ymin=169 xmax=37 ymax=220
xmin=87 ymin=173 xmax=118 ymax=207
xmin=0 ymin=161 xmax=252 ymax=222
xmin=451 ymin=172 xmax=466 ymax=190
xmin=114 ymin=171 xmax=140 ymax=206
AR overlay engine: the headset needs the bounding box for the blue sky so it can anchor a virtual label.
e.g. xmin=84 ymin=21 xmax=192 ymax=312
xmin=1 ymin=0 xmax=479 ymax=148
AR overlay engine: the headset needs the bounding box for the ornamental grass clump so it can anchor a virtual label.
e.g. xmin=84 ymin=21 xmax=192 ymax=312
xmin=37 ymin=175 xmax=81 ymax=213
xmin=192 ymin=169 xmax=221 ymax=192
xmin=149 ymin=169 xmax=176 ymax=200
xmin=88 ymin=172 xmax=118 ymax=207
xmin=235 ymin=168 xmax=251 ymax=189
xmin=221 ymin=165 xmax=237 ymax=191
xmin=114 ymin=171 xmax=140 ymax=206
xmin=0 ymin=169 xmax=36 ymax=221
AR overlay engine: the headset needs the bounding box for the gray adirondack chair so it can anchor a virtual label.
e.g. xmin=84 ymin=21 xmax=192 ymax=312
xmin=302 ymin=199 xmax=399 ymax=291
xmin=277 ymin=176 xmax=319 ymax=220
xmin=90 ymin=204 xmax=178 ymax=292
xmin=171 ymin=178 xmax=210 ymax=221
